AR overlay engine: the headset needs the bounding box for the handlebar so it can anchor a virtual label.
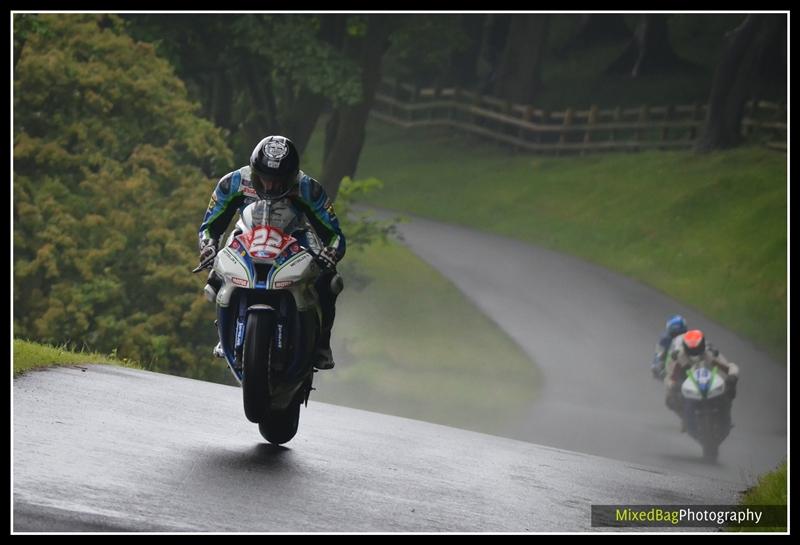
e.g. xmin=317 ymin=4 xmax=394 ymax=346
xmin=192 ymin=259 xmax=214 ymax=274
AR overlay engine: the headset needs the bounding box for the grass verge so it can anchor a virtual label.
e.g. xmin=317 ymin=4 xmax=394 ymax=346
xmin=313 ymin=238 xmax=541 ymax=436
xmin=305 ymin=119 xmax=787 ymax=363
xmin=728 ymin=461 xmax=787 ymax=532
xmin=13 ymin=338 xmax=143 ymax=377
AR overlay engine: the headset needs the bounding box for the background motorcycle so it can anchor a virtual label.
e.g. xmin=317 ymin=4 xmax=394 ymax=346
xmin=680 ymin=363 xmax=734 ymax=462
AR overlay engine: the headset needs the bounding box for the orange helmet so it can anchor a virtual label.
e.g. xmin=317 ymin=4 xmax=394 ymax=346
xmin=682 ymin=329 xmax=706 ymax=357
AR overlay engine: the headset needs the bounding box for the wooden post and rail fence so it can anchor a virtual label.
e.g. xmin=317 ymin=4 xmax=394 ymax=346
xmin=370 ymin=79 xmax=787 ymax=155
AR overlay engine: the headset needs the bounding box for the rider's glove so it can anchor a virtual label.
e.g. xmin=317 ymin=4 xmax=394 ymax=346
xmin=725 ymin=374 xmax=738 ymax=399
xmin=199 ymin=238 xmax=218 ymax=268
xmin=318 ymin=246 xmax=338 ymax=270
xmin=651 ymin=365 xmax=665 ymax=380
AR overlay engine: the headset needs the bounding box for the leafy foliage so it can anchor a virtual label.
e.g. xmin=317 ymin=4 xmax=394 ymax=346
xmin=124 ymin=14 xmax=363 ymax=159
xmin=383 ymin=15 xmax=470 ymax=85
xmin=14 ymin=14 xmax=234 ymax=380
xmin=229 ymin=15 xmax=363 ymax=107
xmin=13 ymin=14 xmax=394 ymax=383
xmin=334 ymin=177 xmax=397 ymax=250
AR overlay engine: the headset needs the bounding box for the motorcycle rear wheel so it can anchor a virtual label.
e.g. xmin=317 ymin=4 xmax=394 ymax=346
xmin=702 ymin=441 xmax=719 ymax=463
xmin=259 ymin=398 xmax=301 ymax=445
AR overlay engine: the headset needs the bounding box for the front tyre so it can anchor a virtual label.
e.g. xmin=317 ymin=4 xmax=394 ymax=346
xmin=242 ymin=311 xmax=274 ymax=423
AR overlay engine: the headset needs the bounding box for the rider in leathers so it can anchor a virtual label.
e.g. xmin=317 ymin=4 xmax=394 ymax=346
xmin=664 ymin=329 xmax=739 ymax=430
xmin=197 ymin=135 xmax=344 ymax=370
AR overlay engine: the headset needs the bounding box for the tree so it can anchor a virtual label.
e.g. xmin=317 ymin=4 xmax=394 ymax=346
xmin=695 ymin=15 xmax=784 ymax=152
xmin=381 ymin=14 xmax=469 ymax=88
xmin=124 ymin=14 xmax=362 ymax=158
xmin=320 ymin=15 xmax=395 ymax=200
xmin=606 ymin=15 xmax=698 ymax=77
xmin=556 ymin=14 xmax=631 ymax=55
xmin=279 ymin=15 xmax=349 ymax=154
xmin=492 ymin=15 xmax=550 ymax=104
xmin=14 ymin=14 xmax=234 ymax=380
xmin=475 ymin=14 xmax=513 ymax=93
xmin=448 ymin=15 xmax=486 ymax=87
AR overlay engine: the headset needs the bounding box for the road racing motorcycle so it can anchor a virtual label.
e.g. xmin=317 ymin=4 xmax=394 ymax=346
xmin=679 ymin=361 xmax=734 ymax=462
xmin=194 ymin=198 xmax=340 ymax=445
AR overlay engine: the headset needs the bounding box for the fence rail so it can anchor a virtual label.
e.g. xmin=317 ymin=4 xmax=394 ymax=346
xmin=371 ymin=80 xmax=787 ymax=154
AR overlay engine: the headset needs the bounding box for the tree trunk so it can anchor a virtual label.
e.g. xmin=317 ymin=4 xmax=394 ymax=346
xmin=280 ymin=15 xmax=348 ymax=154
xmin=492 ymin=15 xmax=550 ymax=104
xmin=210 ymin=69 xmax=234 ymax=132
xmin=320 ymin=15 xmax=393 ymax=200
xmin=606 ymin=15 xmax=696 ymax=76
xmin=241 ymin=62 xmax=279 ymax=149
xmin=448 ymin=14 xmax=486 ymax=87
xmin=476 ymin=14 xmax=512 ymax=93
xmin=695 ymin=15 xmax=781 ymax=152
xmin=557 ymin=14 xmax=631 ymax=54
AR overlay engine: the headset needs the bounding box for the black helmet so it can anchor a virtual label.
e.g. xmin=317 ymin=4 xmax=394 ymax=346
xmin=249 ymin=135 xmax=299 ymax=199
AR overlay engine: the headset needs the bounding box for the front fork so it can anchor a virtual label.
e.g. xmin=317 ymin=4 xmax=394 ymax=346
xmin=215 ymin=292 xmax=250 ymax=383
xmin=234 ymin=295 xmax=247 ymax=359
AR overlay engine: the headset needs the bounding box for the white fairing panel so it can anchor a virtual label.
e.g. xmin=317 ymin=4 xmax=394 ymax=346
xmin=212 ymin=199 xmax=323 ymax=309
xmin=271 ymin=252 xmax=320 ymax=310
xmin=214 ymin=248 xmax=252 ymax=307
xmin=681 ymin=368 xmax=726 ymax=400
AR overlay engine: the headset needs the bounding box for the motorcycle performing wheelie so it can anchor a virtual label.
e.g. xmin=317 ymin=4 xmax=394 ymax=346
xmin=193 ymin=198 xmax=340 ymax=445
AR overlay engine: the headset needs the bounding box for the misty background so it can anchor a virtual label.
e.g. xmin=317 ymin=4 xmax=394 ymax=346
xmin=13 ymin=12 xmax=787 ymax=438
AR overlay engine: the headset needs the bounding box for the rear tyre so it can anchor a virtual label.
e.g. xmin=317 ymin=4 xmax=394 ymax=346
xmin=258 ymin=397 xmax=302 ymax=445
xmin=702 ymin=441 xmax=719 ymax=463
xmin=242 ymin=311 xmax=274 ymax=423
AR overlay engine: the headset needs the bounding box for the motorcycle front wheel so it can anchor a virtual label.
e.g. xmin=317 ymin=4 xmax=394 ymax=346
xmin=242 ymin=310 xmax=273 ymax=423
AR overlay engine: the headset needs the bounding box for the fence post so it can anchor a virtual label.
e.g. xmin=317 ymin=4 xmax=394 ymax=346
xmin=503 ymin=99 xmax=514 ymax=138
xmin=451 ymin=86 xmax=461 ymax=122
xmin=635 ymin=105 xmax=649 ymax=150
xmin=582 ymin=105 xmax=598 ymax=154
xmin=407 ymin=84 xmax=420 ymax=124
xmin=611 ymin=106 xmax=621 ymax=144
xmin=559 ymin=108 xmax=574 ymax=155
xmin=776 ymin=100 xmax=786 ymax=121
xmin=689 ymin=102 xmax=701 ymax=141
xmin=746 ymin=99 xmax=759 ymax=138
xmin=775 ymin=100 xmax=786 ymax=143
xmin=538 ymin=109 xmax=550 ymax=145
xmin=431 ymin=81 xmax=443 ymax=123
xmin=520 ymin=105 xmax=533 ymax=142
xmin=661 ymin=104 xmax=674 ymax=147
xmin=473 ymin=91 xmax=483 ymax=127
xmin=394 ymin=78 xmax=403 ymax=101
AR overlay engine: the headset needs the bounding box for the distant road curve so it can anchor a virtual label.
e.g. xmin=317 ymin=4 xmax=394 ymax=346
xmin=372 ymin=207 xmax=786 ymax=486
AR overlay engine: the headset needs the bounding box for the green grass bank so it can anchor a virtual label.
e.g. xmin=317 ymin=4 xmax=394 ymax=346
xmin=315 ymin=238 xmax=541 ymax=436
xmin=305 ymin=120 xmax=787 ymax=363
xmin=13 ymin=338 xmax=143 ymax=377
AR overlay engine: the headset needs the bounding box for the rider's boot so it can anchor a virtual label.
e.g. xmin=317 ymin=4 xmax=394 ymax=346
xmin=312 ymin=330 xmax=335 ymax=370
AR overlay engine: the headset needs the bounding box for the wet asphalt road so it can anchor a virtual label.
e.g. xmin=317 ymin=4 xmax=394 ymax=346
xmin=14 ymin=365 xmax=741 ymax=532
xmin=13 ymin=213 xmax=785 ymax=532
xmin=381 ymin=211 xmax=786 ymax=486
